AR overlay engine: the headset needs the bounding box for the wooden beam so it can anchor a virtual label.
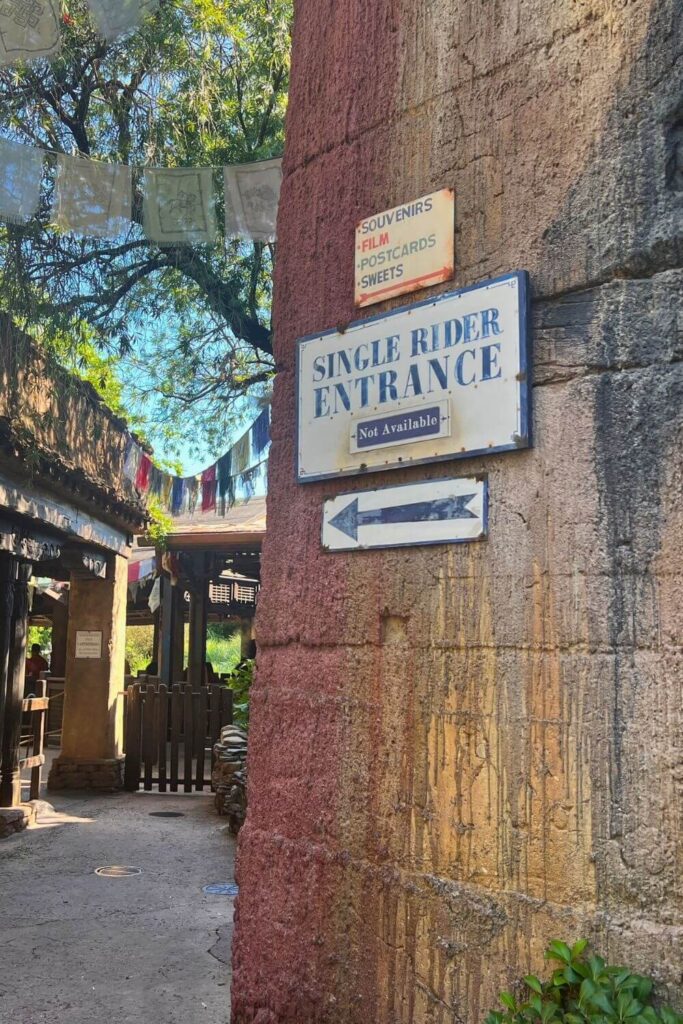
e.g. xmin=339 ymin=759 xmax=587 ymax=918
xmin=188 ymin=555 xmax=208 ymax=691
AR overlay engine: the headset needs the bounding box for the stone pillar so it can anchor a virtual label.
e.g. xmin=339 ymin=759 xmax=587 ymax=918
xmin=0 ymin=557 xmax=31 ymax=807
xmin=231 ymin=0 xmax=683 ymax=1020
xmin=48 ymin=553 xmax=128 ymax=792
xmin=49 ymin=592 xmax=69 ymax=677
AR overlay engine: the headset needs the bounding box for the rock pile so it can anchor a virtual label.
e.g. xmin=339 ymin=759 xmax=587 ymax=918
xmin=212 ymin=724 xmax=248 ymax=835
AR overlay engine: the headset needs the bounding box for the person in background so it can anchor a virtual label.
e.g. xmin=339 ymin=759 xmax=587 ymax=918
xmin=26 ymin=643 xmax=49 ymax=679
xmin=25 ymin=643 xmax=49 ymax=695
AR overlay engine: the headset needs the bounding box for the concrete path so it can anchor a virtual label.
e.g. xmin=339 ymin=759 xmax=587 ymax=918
xmin=0 ymin=789 xmax=236 ymax=1023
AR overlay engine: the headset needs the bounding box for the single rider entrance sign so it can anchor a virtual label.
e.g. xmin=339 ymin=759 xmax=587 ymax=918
xmin=297 ymin=271 xmax=530 ymax=482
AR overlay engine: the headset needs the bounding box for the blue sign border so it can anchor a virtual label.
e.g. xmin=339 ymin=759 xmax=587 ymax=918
xmin=295 ymin=270 xmax=531 ymax=484
xmin=321 ymin=475 xmax=489 ymax=552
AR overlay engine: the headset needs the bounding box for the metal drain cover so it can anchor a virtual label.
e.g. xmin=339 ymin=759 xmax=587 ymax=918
xmin=203 ymin=882 xmax=239 ymax=896
xmin=149 ymin=811 xmax=185 ymax=818
xmin=95 ymin=866 xmax=142 ymax=878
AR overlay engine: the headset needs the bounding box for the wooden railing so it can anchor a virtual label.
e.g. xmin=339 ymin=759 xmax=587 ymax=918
xmin=20 ymin=679 xmax=47 ymax=801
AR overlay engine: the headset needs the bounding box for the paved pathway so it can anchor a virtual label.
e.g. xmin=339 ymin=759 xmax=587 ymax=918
xmin=0 ymin=789 xmax=235 ymax=1023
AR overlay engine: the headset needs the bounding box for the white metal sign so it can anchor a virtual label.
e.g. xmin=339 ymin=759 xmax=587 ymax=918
xmin=322 ymin=477 xmax=487 ymax=552
xmin=75 ymin=630 xmax=103 ymax=660
xmin=297 ymin=272 xmax=530 ymax=482
xmin=355 ymin=189 xmax=454 ymax=307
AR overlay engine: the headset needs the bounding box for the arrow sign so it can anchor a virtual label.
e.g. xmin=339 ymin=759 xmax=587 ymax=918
xmin=322 ymin=477 xmax=487 ymax=552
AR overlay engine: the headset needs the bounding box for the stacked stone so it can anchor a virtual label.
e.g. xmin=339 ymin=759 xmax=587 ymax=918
xmin=212 ymin=724 xmax=248 ymax=833
xmin=48 ymin=758 xmax=123 ymax=791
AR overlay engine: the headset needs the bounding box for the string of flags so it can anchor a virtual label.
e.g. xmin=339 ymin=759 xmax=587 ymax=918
xmin=0 ymin=137 xmax=282 ymax=244
xmin=0 ymin=0 xmax=161 ymax=66
xmin=124 ymin=406 xmax=271 ymax=519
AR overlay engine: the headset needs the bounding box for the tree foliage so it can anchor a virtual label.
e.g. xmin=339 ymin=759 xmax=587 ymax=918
xmin=0 ymin=0 xmax=290 ymax=443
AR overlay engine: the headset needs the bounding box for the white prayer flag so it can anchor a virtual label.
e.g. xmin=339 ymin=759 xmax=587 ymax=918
xmin=86 ymin=0 xmax=159 ymax=41
xmin=143 ymin=167 xmax=216 ymax=246
xmin=0 ymin=138 xmax=43 ymax=223
xmin=53 ymin=155 xmax=132 ymax=238
xmin=0 ymin=0 xmax=61 ymax=66
xmin=224 ymin=158 xmax=282 ymax=243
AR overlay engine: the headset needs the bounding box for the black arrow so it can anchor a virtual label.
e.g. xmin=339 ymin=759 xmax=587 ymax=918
xmin=329 ymin=493 xmax=477 ymax=541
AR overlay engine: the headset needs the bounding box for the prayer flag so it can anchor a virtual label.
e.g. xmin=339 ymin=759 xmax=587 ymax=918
xmin=0 ymin=0 xmax=61 ymax=66
xmin=251 ymin=406 xmax=270 ymax=456
xmin=224 ymin=158 xmax=282 ymax=243
xmin=0 ymin=138 xmax=42 ymax=224
xmin=143 ymin=167 xmax=216 ymax=246
xmin=171 ymin=476 xmax=184 ymax=516
xmin=135 ymin=453 xmax=152 ymax=493
xmin=123 ymin=438 xmax=141 ymax=482
xmin=53 ymin=155 xmax=131 ymax=238
xmin=232 ymin=432 xmax=250 ymax=476
xmin=86 ymin=0 xmax=158 ymax=41
xmin=201 ymin=465 xmax=217 ymax=513
xmin=186 ymin=475 xmax=199 ymax=514
xmin=216 ymin=451 xmax=233 ymax=515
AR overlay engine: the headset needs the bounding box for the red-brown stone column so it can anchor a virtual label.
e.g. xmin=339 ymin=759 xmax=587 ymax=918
xmin=231 ymin=0 xmax=683 ymax=1021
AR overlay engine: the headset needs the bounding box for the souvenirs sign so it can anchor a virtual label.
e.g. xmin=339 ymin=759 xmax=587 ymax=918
xmin=322 ymin=477 xmax=487 ymax=552
xmin=355 ymin=190 xmax=454 ymax=307
xmin=297 ymin=271 xmax=530 ymax=482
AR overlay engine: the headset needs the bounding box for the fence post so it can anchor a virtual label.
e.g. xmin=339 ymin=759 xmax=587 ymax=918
xmin=29 ymin=679 xmax=47 ymax=801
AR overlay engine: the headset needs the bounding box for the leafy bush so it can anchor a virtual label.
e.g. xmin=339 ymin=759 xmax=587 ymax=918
xmin=227 ymin=658 xmax=254 ymax=730
xmin=486 ymin=940 xmax=683 ymax=1024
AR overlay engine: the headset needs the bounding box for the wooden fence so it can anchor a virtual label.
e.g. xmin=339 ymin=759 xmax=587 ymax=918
xmin=20 ymin=679 xmax=48 ymax=801
xmin=124 ymin=680 xmax=233 ymax=793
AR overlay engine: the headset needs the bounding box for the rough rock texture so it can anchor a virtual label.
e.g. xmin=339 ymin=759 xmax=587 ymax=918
xmin=47 ymin=757 xmax=124 ymax=792
xmin=232 ymin=1 xmax=683 ymax=1021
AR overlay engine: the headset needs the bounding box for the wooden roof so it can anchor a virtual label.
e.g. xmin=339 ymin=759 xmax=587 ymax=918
xmin=166 ymin=495 xmax=267 ymax=550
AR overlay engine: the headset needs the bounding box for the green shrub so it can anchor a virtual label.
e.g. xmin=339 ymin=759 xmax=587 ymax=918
xmin=227 ymin=658 xmax=254 ymax=730
xmin=486 ymin=940 xmax=682 ymax=1024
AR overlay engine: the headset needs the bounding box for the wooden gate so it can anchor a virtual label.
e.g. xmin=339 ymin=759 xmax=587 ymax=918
xmin=124 ymin=681 xmax=233 ymax=792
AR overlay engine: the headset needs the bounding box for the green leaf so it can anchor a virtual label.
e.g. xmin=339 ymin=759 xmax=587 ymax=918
xmin=572 ymin=940 xmax=590 ymax=958
xmin=500 ymin=993 xmax=517 ymax=1012
xmin=634 ymin=979 xmax=653 ymax=1002
xmin=581 ymin=980 xmax=598 ymax=1006
xmin=588 ymin=956 xmax=606 ymax=980
xmin=525 ymin=977 xmax=543 ymax=995
xmin=547 ymin=941 xmax=573 ymax=965
xmin=588 ymin=990 xmax=615 ymax=1017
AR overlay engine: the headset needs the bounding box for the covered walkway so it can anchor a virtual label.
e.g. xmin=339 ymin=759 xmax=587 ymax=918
xmin=0 ymin=782 xmax=235 ymax=1024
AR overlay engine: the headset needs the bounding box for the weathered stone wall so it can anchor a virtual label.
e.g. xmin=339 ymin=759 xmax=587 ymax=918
xmin=232 ymin=1 xmax=683 ymax=1021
